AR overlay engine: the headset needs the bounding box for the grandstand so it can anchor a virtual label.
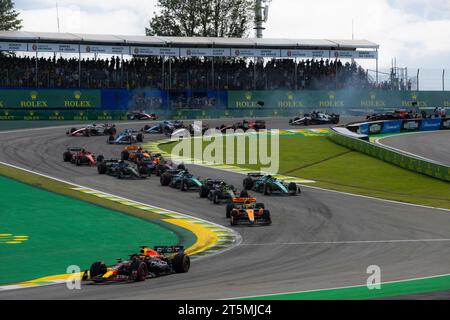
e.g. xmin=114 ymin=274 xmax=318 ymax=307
xmin=0 ymin=31 xmax=379 ymax=90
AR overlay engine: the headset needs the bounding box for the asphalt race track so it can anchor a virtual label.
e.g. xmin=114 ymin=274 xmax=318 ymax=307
xmin=379 ymin=131 xmax=450 ymax=166
xmin=1 ymin=118 xmax=450 ymax=300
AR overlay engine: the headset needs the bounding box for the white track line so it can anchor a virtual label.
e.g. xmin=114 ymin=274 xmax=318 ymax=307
xmin=240 ymin=239 xmax=450 ymax=246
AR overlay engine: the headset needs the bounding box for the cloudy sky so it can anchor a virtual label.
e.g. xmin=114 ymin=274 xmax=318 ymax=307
xmin=13 ymin=0 xmax=450 ymax=73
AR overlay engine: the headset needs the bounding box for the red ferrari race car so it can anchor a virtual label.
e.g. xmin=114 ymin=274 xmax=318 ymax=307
xmin=63 ymin=148 xmax=101 ymax=166
xmin=66 ymin=124 xmax=116 ymax=137
xmin=82 ymin=246 xmax=190 ymax=283
xmin=218 ymin=120 xmax=266 ymax=133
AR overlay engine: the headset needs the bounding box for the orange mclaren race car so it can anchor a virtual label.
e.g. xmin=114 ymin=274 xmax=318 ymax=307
xmin=226 ymin=197 xmax=271 ymax=226
xmin=82 ymin=246 xmax=190 ymax=283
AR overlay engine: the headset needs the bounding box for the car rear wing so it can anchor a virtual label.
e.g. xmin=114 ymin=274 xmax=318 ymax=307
xmin=154 ymin=246 xmax=185 ymax=254
xmin=233 ymin=197 xmax=257 ymax=203
xmin=247 ymin=173 xmax=264 ymax=178
xmin=67 ymin=147 xmax=83 ymax=152
xmin=101 ymin=158 xmax=120 ymax=163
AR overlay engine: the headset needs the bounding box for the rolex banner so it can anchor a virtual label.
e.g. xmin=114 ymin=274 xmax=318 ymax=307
xmin=227 ymin=90 xmax=450 ymax=110
xmin=0 ymin=90 xmax=101 ymax=109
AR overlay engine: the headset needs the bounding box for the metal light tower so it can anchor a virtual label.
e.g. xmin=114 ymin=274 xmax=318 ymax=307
xmin=255 ymin=0 xmax=271 ymax=38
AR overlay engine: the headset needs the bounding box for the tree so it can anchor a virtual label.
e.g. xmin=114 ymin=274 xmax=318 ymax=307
xmin=146 ymin=0 xmax=254 ymax=38
xmin=0 ymin=0 xmax=22 ymax=31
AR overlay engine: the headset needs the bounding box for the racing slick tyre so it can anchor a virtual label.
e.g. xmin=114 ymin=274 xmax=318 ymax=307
xmin=63 ymin=152 xmax=72 ymax=162
xmin=288 ymin=182 xmax=298 ymax=195
xmin=230 ymin=216 xmax=237 ymax=226
xmin=239 ymin=190 xmax=249 ymax=198
xmin=264 ymin=210 xmax=272 ymax=225
xmin=226 ymin=204 xmax=234 ymax=218
xmin=213 ymin=192 xmax=220 ymax=204
xmin=255 ymin=203 xmax=265 ymax=210
xmin=75 ymin=157 xmax=81 ymax=166
xmin=98 ymin=163 xmax=107 ymax=174
xmin=160 ymin=172 xmax=172 ymax=186
xmin=172 ymin=253 xmax=190 ymax=273
xmin=131 ymin=261 xmax=148 ymax=282
xmin=70 ymin=128 xmax=77 ymax=134
xmin=177 ymin=163 xmax=186 ymax=171
xmin=89 ymin=262 xmax=107 ymax=278
xmin=83 ymin=130 xmax=90 ymax=137
xmin=180 ymin=180 xmax=188 ymax=192
xmin=243 ymin=178 xmax=254 ymax=190
xmin=121 ymin=150 xmax=129 ymax=161
xmin=264 ymin=184 xmax=272 ymax=196
xmin=199 ymin=185 xmax=209 ymax=198
xmin=108 ymin=135 xmax=115 ymax=144
xmin=137 ymin=133 xmax=144 ymax=143
xmin=96 ymin=155 xmax=104 ymax=163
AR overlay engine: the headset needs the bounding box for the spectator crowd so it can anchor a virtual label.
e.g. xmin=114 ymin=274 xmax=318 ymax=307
xmin=0 ymin=54 xmax=378 ymax=91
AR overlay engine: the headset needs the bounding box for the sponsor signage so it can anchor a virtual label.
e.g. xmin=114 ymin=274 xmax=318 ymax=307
xmin=131 ymin=47 xmax=180 ymax=56
xmin=358 ymin=123 xmax=369 ymax=135
xmin=420 ymin=118 xmax=442 ymax=131
xmin=368 ymin=122 xmax=383 ymax=134
xmin=401 ymin=120 xmax=421 ymax=131
xmin=179 ymin=48 xmax=231 ymax=57
xmin=0 ymin=90 xmax=101 ymax=109
xmin=29 ymin=43 xmax=79 ymax=53
xmin=281 ymin=50 xmax=329 ymax=58
xmin=381 ymin=120 xmax=402 ymax=134
xmin=81 ymin=45 xmax=130 ymax=55
xmin=232 ymin=48 xmax=280 ymax=57
xmin=441 ymin=118 xmax=450 ymax=129
xmin=0 ymin=42 xmax=28 ymax=51
xmin=330 ymin=50 xmax=378 ymax=59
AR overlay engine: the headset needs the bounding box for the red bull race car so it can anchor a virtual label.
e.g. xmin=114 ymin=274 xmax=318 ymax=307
xmin=82 ymin=246 xmax=190 ymax=283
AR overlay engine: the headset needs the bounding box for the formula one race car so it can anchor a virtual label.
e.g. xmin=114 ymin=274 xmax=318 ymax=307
xmin=66 ymin=124 xmax=116 ymax=137
xmin=243 ymin=173 xmax=300 ymax=196
xmin=97 ymin=159 xmax=149 ymax=179
xmin=127 ymin=111 xmax=158 ymax=121
xmin=143 ymin=121 xmax=185 ymax=135
xmin=226 ymin=197 xmax=271 ymax=226
xmin=199 ymin=180 xmax=238 ymax=204
xmin=108 ymin=129 xmax=144 ymax=145
xmin=82 ymin=246 xmax=190 ymax=283
xmin=218 ymin=120 xmax=266 ymax=133
xmin=366 ymin=110 xmax=412 ymax=122
xmin=63 ymin=148 xmax=99 ymax=166
xmin=289 ymin=112 xmax=340 ymax=126
xmin=160 ymin=170 xmax=203 ymax=191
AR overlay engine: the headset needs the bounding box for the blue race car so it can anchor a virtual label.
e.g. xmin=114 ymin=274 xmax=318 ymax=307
xmin=243 ymin=173 xmax=300 ymax=196
xmin=143 ymin=121 xmax=185 ymax=135
xmin=108 ymin=129 xmax=144 ymax=145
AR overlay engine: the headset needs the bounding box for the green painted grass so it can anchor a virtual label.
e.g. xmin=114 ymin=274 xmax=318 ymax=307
xmin=238 ymin=274 xmax=450 ymax=300
xmin=160 ymin=136 xmax=450 ymax=209
xmin=0 ymin=176 xmax=179 ymax=285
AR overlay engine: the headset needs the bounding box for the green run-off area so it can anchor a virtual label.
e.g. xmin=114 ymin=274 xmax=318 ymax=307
xmin=0 ymin=176 xmax=179 ymax=285
xmin=160 ymin=135 xmax=450 ymax=209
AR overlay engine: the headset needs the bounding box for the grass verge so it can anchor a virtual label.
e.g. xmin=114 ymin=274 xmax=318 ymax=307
xmin=159 ymin=136 xmax=450 ymax=209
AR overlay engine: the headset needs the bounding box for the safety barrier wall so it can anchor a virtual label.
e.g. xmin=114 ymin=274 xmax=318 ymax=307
xmin=329 ymin=127 xmax=450 ymax=182
xmin=1 ymin=88 xmax=450 ymax=120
